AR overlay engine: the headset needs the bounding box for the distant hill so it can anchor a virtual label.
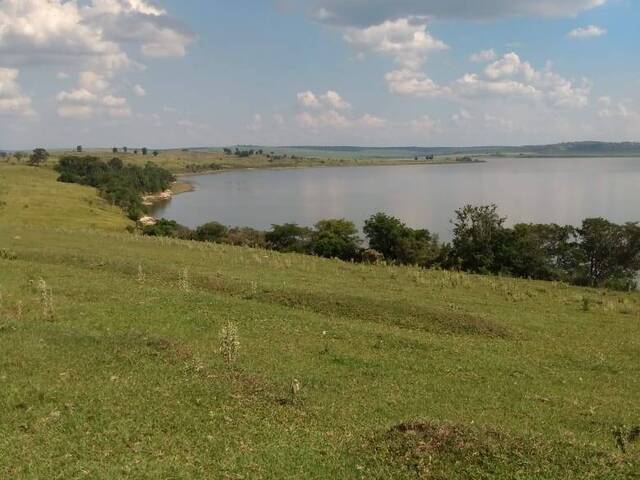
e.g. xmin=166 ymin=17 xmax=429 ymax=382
xmin=260 ymin=142 xmax=640 ymax=159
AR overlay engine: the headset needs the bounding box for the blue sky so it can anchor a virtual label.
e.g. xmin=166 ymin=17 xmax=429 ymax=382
xmin=0 ymin=0 xmax=638 ymax=149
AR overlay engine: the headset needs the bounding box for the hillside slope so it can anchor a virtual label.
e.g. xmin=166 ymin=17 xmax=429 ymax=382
xmin=1 ymin=164 xmax=639 ymax=478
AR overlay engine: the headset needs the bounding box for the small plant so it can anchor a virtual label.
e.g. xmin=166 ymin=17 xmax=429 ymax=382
xmin=321 ymin=330 xmax=329 ymax=354
xmin=613 ymin=425 xmax=640 ymax=454
xmin=290 ymin=378 xmax=301 ymax=404
xmin=582 ymin=297 xmax=591 ymax=312
xmin=0 ymin=249 xmax=17 ymax=260
xmin=219 ymin=321 xmax=240 ymax=365
xmin=15 ymin=301 xmax=23 ymax=321
xmin=137 ymin=264 xmax=145 ymax=284
xmin=37 ymin=278 xmax=54 ymax=320
xmin=179 ymin=267 xmax=190 ymax=292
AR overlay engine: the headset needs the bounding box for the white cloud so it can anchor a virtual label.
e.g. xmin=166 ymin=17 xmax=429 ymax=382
xmin=454 ymin=53 xmax=591 ymax=108
xmin=598 ymin=97 xmax=638 ymax=118
xmin=568 ymin=25 xmax=607 ymax=39
xmin=298 ymin=89 xmax=353 ymax=110
xmin=297 ymin=110 xmax=351 ymax=129
xmin=321 ymin=90 xmax=351 ymax=110
xmin=313 ymin=0 xmax=608 ymax=26
xmin=133 ymin=84 xmax=147 ymax=97
xmin=0 ymin=0 xmax=193 ymax=73
xmin=358 ymin=113 xmax=387 ymax=127
xmin=57 ymin=104 xmax=93 ymax=119
xmin=101 ymin=95 xmax=127 ymax=108
xmin=297 ymin=90 xmax=321 ymax=108
xmin=470 ymin=49 xmax=498 ymax=63
xmin=0 ymin=67 xmax=34 ymax=116
xmin=344 ymin=17 xmax=447 ymax=69
xmin=56 ymin=70 xmax=132 ymax=118
xmin=385 ymin=69 xmax=450 ymax=97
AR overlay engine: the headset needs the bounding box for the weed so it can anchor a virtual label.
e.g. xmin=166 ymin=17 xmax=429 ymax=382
xmin=219 ymin=321 xmax=240 ymax=365
xmin=179 ymin=267 xmax=190 ymax=292
xmin=37 ymin=278 xmax=54 ymax=320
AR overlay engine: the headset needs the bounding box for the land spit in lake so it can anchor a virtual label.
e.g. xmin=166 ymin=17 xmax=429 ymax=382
xmin=151 ymin=156 xmax=640 ymax=240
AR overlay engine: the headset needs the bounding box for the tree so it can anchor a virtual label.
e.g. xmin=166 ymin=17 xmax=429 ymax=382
xmin=28 ymin=148 xmax=49 ymax=166
xmin=195 ymin=222 xmax=229 ymax=243
xmin=266 ymin=223 xmax=312 ymax=253
xmin=509 ymin=223 xmax=576 ymax=280
xmin=363 ymin=213 xmax=440 ymax=266
xmin=13 ymin=152 xmax=25 ymax=162
xmin=310 ymin=218 xmax=361 ymax=261
xmin=573 ymin=218 xmax=640 ymax=289
xmin=152 ymin=150 xmax=159 ymax=157
xmin=363 ymin=213 xmax=408 ymax=260
xmin=76 ymin=145 xmax=83 ymax=153
xmin=142 ymin=147 xmax=148 ymax=155
xmin=449 ymin=204 xmax=506 ymax=273
xmin=112 ymin=147 xmax=118 ymax=154
xmin=123 ymin=146 xmax=128 ymax=153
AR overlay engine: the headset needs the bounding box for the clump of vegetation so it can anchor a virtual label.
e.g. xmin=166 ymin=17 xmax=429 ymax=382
xmin=28 ymin=148 xmax=49 ymax=166
xmin=0 ymin=249 xmax=17 ymax=260
xmin=37 ymin=278 xmax=54 ymax=320
xmin=377 ymin=420 xmax=622 ymax=479
xmin=219 ymin=321 xmax=240 ymax=365
xmin=55 ymin=156 xmax=175 ymax=219
xmin=613 ymin=425 xmax=640 ymax=453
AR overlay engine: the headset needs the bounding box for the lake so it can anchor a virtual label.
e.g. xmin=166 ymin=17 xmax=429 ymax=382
xmin=151 ymin=157 xmax=640 ymax=240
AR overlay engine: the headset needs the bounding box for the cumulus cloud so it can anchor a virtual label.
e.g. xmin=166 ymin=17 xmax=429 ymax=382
xmin=321 ymin=90 xmax=351 ymax=109
xmin=343 ymin=17 xmax=447 ymax=70
xmin=297 ymin=90 xmax=321 ymax=108
xmin=358 ymin=113 xmax=387 ymax=127
xmin=313 ymin=0 xmax=607 ymax=26
xmin=295 ymin=90 xmax=386 ymax=130
xmin=0 ymin=67 xmax=34 ymax=116
xmin=385 ymin=69 xmax=450 ymax=97
xmin=0 ymin=0 xmax=193 ymax=71
xmin=297 ymin=89 xmax=352 ymax=109
xmin=470 ymin=49 xmax=498 ymax=63
xmin=133 ymin=84 xmax=147 ymax=96
xmin=451 ymin=53 xmax=591 ymax=108
xmin=56 ymin=70 xmax=131 ymax=118
xmin=567 ymin=25 xmax=607 ymax=39
xmin=597 ymin=96 xmax=638 ymax=119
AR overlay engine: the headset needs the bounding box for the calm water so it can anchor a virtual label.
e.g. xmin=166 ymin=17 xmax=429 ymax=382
xmin=151 ymin=157 xmax=640 ymax=240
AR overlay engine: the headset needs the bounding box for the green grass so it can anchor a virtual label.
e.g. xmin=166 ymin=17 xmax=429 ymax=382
xmin=1 ymin=163 xmax=639 ymax=478
xmin=0 ymin=164 xmax=131 ymax=231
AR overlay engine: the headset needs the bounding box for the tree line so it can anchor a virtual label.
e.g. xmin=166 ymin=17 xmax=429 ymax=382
xmin=143 ymin=205 xmax=640 ymax=291
xmin=56 ymin=156 xmax=175 ymax=219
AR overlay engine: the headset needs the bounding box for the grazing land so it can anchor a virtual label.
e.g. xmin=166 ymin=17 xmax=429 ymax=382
xmin=1 ymin=162 xmax=639 ymax=478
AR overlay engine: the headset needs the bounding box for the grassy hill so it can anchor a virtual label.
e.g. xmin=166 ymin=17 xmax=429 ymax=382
xmin=1 ymin=163 xmax=639 ymax=478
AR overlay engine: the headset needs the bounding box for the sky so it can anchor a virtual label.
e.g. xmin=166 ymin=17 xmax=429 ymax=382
xmin=0 ymin=0 xmax=638 ymax=149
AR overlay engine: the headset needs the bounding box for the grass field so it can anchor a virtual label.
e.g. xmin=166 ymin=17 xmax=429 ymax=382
xmin=1 ymin=162 xmax=639 ymax=478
